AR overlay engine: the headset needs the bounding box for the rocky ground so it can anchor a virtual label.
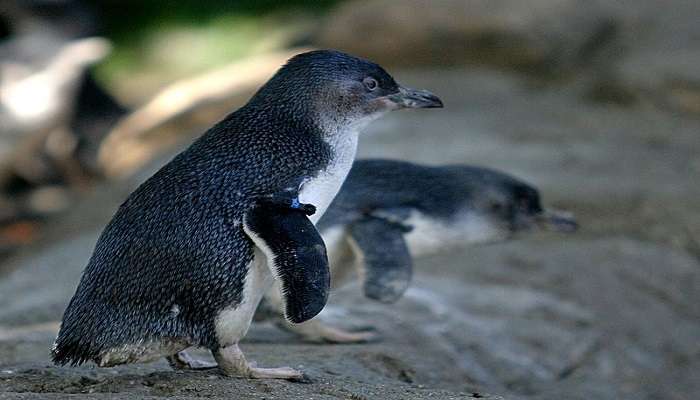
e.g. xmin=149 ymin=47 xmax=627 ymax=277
xmin=2 ymin=0 xmax=700 ymax=399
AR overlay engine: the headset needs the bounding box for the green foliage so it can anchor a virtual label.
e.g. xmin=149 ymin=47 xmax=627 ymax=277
xmin=85 ymin=0 xmax=342 ymax=100
xmin=86 ymin=0 xmax=339 ymax=41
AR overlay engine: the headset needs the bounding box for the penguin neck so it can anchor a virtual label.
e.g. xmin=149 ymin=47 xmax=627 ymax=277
xmin=315 ymin=111 xmax=373 ymax=187
xmin=316 ymin=107 xmax=383 ymax=139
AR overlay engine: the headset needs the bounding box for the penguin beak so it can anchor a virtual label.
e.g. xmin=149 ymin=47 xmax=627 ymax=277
xmin=388 ymin=86 xmax=444 ymax=109
xmin=534 ymin=209 xmax=579 ymax=233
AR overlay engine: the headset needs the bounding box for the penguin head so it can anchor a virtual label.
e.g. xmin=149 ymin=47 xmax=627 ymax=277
xmin=457 ymin=168 xmax=578 ymax=239
xmin=251 ymin=49 xmax=442 ymax=134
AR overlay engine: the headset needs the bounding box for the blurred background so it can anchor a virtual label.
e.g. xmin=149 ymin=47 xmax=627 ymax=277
xmin=0 ymin=1 xmax=698 ymax=399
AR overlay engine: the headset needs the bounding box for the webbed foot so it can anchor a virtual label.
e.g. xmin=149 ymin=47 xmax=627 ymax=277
xmin=213 ymin=344 xmax=306 ymax=381
xmin=279 ymin=318 xmax=379 ymax=344
xmin=315 ymin=325 xmax=378 ymax=344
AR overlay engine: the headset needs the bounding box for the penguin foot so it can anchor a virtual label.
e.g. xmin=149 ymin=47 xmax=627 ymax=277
xmin=315 ymin=325 xmax=378 ymax=344
xmin=247 ymin=365 xmax=306 ymax=380
xmin=214 ymin=343 xmax=305 ymax=381
xmin=279 ymin=318 xmax=379 ymax=344
xmin=167 ymin=350 xmax=218 ymax=370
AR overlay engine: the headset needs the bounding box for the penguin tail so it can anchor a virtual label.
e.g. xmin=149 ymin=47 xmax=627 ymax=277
xmin=50 ymin=330 xmax=100 ymax=367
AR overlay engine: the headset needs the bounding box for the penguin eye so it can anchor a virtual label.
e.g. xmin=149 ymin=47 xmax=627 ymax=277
xmin=363 ymin=77 xmax=378 ymax=91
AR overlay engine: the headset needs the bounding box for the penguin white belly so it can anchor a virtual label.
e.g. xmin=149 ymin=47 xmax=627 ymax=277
xmin=404 ymin=211 xmax=507 ymax=257
xmin=215 ymin=251 xmax=274 ymax=347
xmin=299 ymin=133 xmax=358 ymax=224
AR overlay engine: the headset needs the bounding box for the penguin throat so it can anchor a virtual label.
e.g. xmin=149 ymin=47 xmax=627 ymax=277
xmin=316 ymin=108 xmax=384 ymax=140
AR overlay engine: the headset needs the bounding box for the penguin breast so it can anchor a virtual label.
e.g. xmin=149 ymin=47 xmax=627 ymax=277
xmin=298 ymin=133 xmax=358 ymax=223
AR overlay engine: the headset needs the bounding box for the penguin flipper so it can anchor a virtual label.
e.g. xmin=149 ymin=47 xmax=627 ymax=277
xmin=244 ymin=201 xmax=330 ymax=324
xmin=348 ymin=216 xmax=413 ymax=303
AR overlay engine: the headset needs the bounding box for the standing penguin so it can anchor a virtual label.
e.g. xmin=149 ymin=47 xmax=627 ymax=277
xmin=260 ymin=159 xmax=577 ymax=343
xmin=51 ymin=50 xmax=443 ymax=379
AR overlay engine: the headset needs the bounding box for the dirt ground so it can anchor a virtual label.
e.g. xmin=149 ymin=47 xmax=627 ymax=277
xmin=1 ymin=61 xmax=699 ymax=399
